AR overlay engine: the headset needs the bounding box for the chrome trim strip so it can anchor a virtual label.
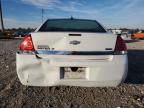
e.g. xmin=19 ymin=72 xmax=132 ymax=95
xmin=35 ymin=50 xmax=115 ymax=55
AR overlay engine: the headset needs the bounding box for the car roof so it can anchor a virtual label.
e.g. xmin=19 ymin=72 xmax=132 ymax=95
xmin=46 ymin=18 xmax=97 ymax=22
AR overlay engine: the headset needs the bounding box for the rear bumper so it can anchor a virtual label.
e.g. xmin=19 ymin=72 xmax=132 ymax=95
xmin=16 ymin=53 xmax=128 ymax=87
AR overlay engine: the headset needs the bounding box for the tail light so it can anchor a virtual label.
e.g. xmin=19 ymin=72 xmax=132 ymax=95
xmin=114 ymin=36 xmax=127 ymax=54
xmin=19 ymin=34 xmax=35 ymax=51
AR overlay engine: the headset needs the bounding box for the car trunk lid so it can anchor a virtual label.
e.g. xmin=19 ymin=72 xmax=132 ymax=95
xmin=31 ymin=32 xmax=117 ymax=53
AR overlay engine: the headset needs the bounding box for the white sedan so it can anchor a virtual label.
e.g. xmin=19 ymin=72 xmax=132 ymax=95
xmin=16 ymin=18 xmax=128 ymax=87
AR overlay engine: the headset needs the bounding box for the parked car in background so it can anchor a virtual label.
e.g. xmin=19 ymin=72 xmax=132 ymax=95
xmin=16 ymin=18 xmax=128 ymax=87
xmin=12 ymin=31 xmax=29 ymax=38
xmin=23 ymin=32 xmax=30 ymax=36
xmin=111 ymin=29 xmax=122 ymax=35
xmin=131 ymin=30 xmax=144 ymax=40
xmin=120 ymin=31 xmax=132 ymax=40
xmin=12 ymin=31 xmax=23 ymax=38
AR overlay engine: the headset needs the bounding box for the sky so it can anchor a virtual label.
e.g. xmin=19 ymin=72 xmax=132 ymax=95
xmin=1 ymin=0 xmax=144 ymax=29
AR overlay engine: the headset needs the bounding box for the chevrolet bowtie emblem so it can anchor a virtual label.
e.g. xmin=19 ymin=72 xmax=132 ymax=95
xmin=69 ymin=40 xmax=81 ymax=45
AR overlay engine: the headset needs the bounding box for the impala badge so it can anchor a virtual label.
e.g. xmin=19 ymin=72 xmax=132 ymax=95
xmin=69 ymin=40 xmax=80 ymax=45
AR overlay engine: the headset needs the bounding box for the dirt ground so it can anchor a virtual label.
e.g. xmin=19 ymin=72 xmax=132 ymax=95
xmin=0 ymin=39 xmax=144 ymax=108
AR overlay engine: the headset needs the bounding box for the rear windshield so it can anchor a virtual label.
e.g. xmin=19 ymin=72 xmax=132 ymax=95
xmin=39 ymin=19 xmax=106 ymax=33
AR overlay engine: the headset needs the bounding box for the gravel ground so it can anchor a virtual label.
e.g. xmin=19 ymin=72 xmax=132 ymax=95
xmin=0 ymin=39 xmax=144 ymax=108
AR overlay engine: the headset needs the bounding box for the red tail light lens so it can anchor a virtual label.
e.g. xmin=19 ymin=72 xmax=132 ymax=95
xmin=114 ymin=36 xmax=127 ymax=52
xmin=19 ymin=35 xmax=35 ymax=51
